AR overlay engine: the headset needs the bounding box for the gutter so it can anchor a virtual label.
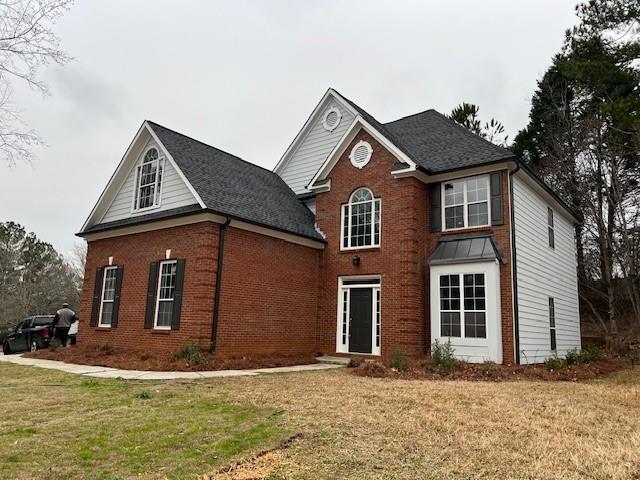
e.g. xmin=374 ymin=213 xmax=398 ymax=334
xmin=210 ymin=217 xmax=231 ymax=352
xmin=509 ymin=164 xmax=521 ymax=364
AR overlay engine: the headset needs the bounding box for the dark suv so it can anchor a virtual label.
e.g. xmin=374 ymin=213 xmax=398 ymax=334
xmin=3 ymin=316 xmax=55 ymax=354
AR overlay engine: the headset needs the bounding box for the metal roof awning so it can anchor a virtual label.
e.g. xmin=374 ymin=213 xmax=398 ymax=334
xmin=429 ymin=233 xmax=505 ymax=265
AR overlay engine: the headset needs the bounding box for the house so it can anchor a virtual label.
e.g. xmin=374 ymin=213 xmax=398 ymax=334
xmin=77 ymin=88 xmax=581 ymax=364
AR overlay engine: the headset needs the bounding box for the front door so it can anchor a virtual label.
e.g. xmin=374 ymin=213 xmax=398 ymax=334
xmin=349 ymin=288 xmax=373 ymax=354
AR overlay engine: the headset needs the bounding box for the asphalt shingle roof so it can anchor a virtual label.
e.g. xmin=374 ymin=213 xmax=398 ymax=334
xmin=144 ymin=122 xmax=322 ymax=241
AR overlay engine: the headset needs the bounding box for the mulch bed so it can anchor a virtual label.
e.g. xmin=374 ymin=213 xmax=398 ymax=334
xmin=24 ymin=344 xmax=319 ymax=372
xmin=351 ymin=356 xmax=629 ymax=382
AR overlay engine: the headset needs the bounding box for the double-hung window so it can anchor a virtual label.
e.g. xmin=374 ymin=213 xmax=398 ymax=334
xmin=439 ymin=273 xmax=486 ymax=338
xmin=154 ymin=260 xmax=177 ymax=329
xmin=341 ymin=188 xmax=381 ymax=249
xmin=443 ymin=176 xmax=490 ymax=230
xmin=547 ymin=207 xmax=555 ymax=248
xmin=133 ymin=147 xmax=164 ymax=211
xmin=98 ymin=267 xmax=118 ymax=327
xmin=549 ymin=297 xmax=556 ymax=350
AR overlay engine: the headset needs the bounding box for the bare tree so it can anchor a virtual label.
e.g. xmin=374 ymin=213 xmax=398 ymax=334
xmin=0 ymin=0 xmax=73 ymax=166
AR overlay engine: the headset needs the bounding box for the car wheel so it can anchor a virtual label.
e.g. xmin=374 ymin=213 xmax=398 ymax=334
xmin=30 ymin=340 xmax=38 ymax=352
xmin=2 ymin=342 xmax=10 ymax=355
xmin=65 ymin=337 xmax=72 ymax=347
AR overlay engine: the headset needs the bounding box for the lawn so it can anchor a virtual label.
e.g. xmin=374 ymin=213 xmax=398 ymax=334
xmin=1 ymin=363 xmax=639 ymax=479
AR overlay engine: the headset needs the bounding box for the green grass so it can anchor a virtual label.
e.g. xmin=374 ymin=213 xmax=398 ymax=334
xmin=0 ymin=363 xmax=288 ymax=480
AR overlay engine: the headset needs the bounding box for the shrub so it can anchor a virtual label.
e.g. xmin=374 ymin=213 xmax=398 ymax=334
xmin=135 ymin=390 xmax=153 ymax=400
xmin=358 ymin=361 xmax=388 ymax=377
xmin=48 ymin=339 xmax=61 ymax=351
xmin=139 ymin=351 xmax=150 ymax=361
xmin=98 ymin=341 xmax=113 ymax=354
xmin=390 ymin=348 xmax=409 ymax=371
xmin=545 ymin=356 xmax=567 ymax=370
xmin=172 ymin=344 xmax=206 ymax=365
xmin=566 ymin=348 xmax=580 ymax=365
xmin=580 ymin=346 xmax=601 ymax=363
xmin=430 ymin=339 xmax=455 ymax=374
xmin=347 ymin=358 xmax=362 ymax=368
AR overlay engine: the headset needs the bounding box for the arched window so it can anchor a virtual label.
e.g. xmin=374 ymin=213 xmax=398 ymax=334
xmin=341 ymin=188 xmax=381 ymax=249
xmin=133 ymin=147 xmax=164 ymax=211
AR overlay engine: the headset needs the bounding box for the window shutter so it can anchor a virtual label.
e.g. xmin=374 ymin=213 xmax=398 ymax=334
xmin=90 ymin=267 xmax=104 ymax=327
xmin=430 ymin=182 xmax=442 ymax=232
xmin=111 ymin=266 xmax=124 ymax=328
xmin=171 ymin=259 xmax=186 ymax=330
xmin=144 ymin=262 xmax=159 ymax=329
xmin=490 ymin=171 xmax=504 ymax=226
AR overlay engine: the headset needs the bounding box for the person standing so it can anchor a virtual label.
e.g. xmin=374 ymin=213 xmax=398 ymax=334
xmin=53 ymin=303 xmax=77 ymax=347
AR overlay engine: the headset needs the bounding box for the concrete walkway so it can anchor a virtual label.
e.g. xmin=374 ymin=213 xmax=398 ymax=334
xmin=0 ymin=353 xmax=343 ymax=380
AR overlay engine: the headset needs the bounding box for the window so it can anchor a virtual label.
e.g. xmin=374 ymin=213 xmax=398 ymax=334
xmin=549 ymin=297 xmax=556 ymax=350
xmin=154 ymin=260 xmax=177 ymax=329
xmin=133 ymin=147 xmax=164 ymax=211
xmin=443 ymin=176 xmax=490 ymax=230
xmin=439 ymin=273 xmax=486 ymax=338
xmin=548 ymin=207 xmax=555 ymax=248
xmin=98 ymin=267 xmax=118 ymax=327
xmin=341 ymin=188 xmax=381 ymax=249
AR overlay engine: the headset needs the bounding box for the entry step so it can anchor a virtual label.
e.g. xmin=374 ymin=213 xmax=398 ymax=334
xmin=316 ymin=356 xmax=351 ymax=365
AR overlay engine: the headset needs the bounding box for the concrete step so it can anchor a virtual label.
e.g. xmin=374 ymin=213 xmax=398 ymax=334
xmin=316 ymin=355 xmax=350 ymax=366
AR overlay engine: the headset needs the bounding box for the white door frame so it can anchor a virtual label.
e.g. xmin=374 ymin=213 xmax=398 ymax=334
xmin=336 ymin=275 xmax=381 ymax=356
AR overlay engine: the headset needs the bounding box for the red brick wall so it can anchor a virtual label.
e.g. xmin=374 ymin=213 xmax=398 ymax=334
xmin=80 ymin=222 xmax=220 ymax=352
xmin=81 ymin=222 xmax=321 ymax=356
xmin=215 ymin=228 xmax=320 ymax=356
xmin=315 ymin=129 xmax=429 ymax=358
xmin=427 ymin=169 xmax=515 ymax=363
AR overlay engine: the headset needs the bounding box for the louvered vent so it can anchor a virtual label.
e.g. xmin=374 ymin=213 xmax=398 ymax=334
xmin=349 ymin=141 xmax=372 ymax=169
xmin=322 ymin=107 xmax=342 ymax=131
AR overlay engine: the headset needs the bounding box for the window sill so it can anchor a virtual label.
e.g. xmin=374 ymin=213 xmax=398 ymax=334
xmin=151 ymin=329 xmax=171 ymax=335
xmin=439 ymin=226 xmax=493 ymax=236
xmin=339 ymin=246 xmax=381 ymax=253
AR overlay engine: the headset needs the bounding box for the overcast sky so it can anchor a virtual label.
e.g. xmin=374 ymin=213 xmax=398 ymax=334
xmin=2 ymin=0 xmax=579 ymax=255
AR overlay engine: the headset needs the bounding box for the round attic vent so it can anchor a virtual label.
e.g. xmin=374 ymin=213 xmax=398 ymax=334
xmin=349 ymin=140 xmax=373 ymax=169
xmin=322 ymin=107 xmax=342 ymax=132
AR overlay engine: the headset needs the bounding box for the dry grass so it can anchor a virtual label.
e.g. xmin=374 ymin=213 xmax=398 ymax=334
xmin=2 ymin=363 xmax=640 ymax=479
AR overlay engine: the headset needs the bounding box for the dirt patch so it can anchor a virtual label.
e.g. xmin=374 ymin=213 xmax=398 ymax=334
xmin=24 ymin=344 xmax=319 ymax=371
xmin=351 ymin=356 xmax=627 ymax=381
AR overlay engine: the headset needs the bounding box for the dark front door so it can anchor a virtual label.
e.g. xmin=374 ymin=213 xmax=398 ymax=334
xmin=349 ymin=288 xmax=373 ymax=354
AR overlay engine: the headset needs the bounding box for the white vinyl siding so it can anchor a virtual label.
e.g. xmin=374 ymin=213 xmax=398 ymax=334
xmin=512 ymin=172 xmax=581 ymax=364
xmin=278 ymin=99 xmax=356 ymax=195
xmin=101 ymin=138 xmax=197 ymax=223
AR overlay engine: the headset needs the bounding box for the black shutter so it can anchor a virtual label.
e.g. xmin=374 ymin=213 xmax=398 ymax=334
xmin=490 ymin=171 xmax=504 ymax=226
xmin=430 ymin=182 xmax=442 ymax=232
xmin=111 ymin=266 xmax=124 ymax=328
xmin=171 ymin=259 xmax=186 ymax=330
xmin=144 ymin=262 xmax=159 ymax=329
xmin=90 ymin=267 xmax=104 ymax=327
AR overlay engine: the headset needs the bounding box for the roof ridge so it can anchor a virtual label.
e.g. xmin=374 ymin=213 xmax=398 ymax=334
xmin=384 ymin=108 xmax=438 ymax=125
xmin=146 ymin=120 xmax=278 ymax=177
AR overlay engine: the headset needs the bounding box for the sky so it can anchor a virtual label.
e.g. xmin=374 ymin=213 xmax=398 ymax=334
xmin=1 ymin=0 xmax=579 ymax=255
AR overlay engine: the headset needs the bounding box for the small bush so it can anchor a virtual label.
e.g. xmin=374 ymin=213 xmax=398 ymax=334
xmin=580 ymin=346 xmax=601 ymax=363
xmin=172 ymin=344 xmax=206 ymax=365
xmin=358 ymin=361 xmax=388 ymax=377
xmin=430 ymin=339 xmax=455 ymax=374
xmin=545 ymin=356 xmax=567 ymax=370
xmin=98 ymin=341 xmax=113 ymax=354
xmin=390 ymin=348 xmax=409 ymax=371
xmin=139 ymin=351 xmax=150 ymax=361
xmin=135 ymin=390 xmax=153 ymax=400
xmin=347 ymin=358 xmax=362 ymax=368
xmin=566 ymin=348 xmax=580 ymax=365
xmin=48 ymin=339 xmax=60 ymax=352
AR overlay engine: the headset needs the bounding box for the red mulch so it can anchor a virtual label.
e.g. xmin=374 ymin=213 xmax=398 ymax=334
xmin=351 ymin=356 xmax=628 ymax=382
xmin=24 ymin=344 xmax=319 ymax=372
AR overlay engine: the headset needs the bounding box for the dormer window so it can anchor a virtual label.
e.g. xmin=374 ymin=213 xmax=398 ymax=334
xmin=133 ymin=147 xmax=164 ymax=211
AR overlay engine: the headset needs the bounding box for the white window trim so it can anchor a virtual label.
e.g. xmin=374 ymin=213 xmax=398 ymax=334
xmin=548 ymin=207 xmax=555 ymax=249
xmin=437 ymin=272 xmax=487 ymax=339
xmin=349 ymin=140 xmax=373 ymax=169
xmin=131 ymin=147 xmax=165 ymax=214
xmin=441 ymin=175 xmax=491 ymax=231
xmin=98 ymin=266 xmax=118 ymax=328
xmin=322 ymin=107 xmax=342 ymax=132
xmin=340 ymin=188 xmax=381 ymax=251
xmin=336 ymin=275 xmax=382 ymax=356
xmin=153 ymin=259 xmax=177 ymax=330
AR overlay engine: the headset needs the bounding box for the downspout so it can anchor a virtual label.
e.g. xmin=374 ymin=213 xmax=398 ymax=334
xmin=210 ymin=217 xmax=231 ymax=352
xmin=509 ymin=164 xmax=521 ymax=364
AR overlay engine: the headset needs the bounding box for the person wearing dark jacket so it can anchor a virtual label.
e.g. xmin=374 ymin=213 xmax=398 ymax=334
xmin=53 ymin=303 xmax=77 ymax=346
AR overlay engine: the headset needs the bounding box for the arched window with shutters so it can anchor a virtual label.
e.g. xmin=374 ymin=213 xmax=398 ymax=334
xmin=341 ymin=188 xmax=381 ymax=249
